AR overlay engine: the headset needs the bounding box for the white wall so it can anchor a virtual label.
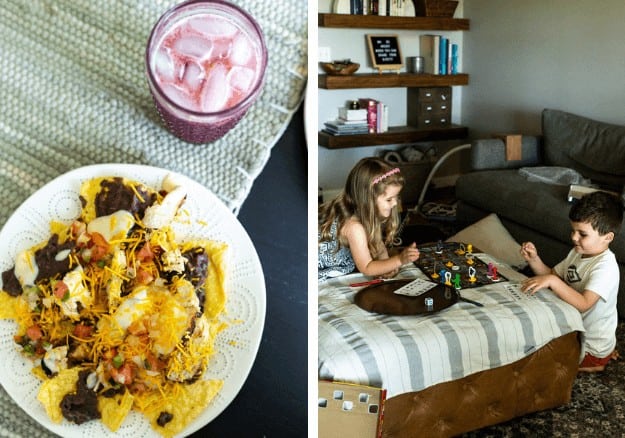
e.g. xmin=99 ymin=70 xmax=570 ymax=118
xmin=318 ymin=0 xmax=466 ymax=193
xmin=318 ymin=0 xmax=625 ymax=194
xmin=462 ymin=0 xmax=625 ymax=137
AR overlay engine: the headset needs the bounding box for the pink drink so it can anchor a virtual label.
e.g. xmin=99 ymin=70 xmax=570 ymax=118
xmin=146 ymin=0 xmax=267 ymax=143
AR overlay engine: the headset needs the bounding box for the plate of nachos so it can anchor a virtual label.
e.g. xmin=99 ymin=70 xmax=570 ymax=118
xmin=0 ymin=164 xmax=265 ymax=437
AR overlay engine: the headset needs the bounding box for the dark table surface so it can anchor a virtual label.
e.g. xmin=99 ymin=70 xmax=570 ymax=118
xmin=193 ymin=104 xmax=308 ymax=437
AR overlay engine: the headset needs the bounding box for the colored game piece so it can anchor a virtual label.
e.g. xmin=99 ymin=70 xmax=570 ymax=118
xmin=468 ymin=266 xmax=477 ymax=283
xmin=487 ymin=262 xmax=494 ymax=277
xmin=452 ymin=273 xmax=462 ymax=289
xmin=431 ymin=262 xmax=439 ymax=279
xmin=491 ymin=266 xmax=500 ymax=281
xmin=466 ymin=257 xmax=475 ymax=266
xmin=467 ymin=244 xmax=473 ymax=254
xmin=439 ymin=269 xmax=447 ymax=283
xmin=444 ymin=271 xmax=452 ymax=286
xmin=455 ymin=243 xmax=465 ymax=255
xmin=435 ymin=240 xmax=444 ymax=254
xmin=446 ymin=261 xmax=454 ymax=268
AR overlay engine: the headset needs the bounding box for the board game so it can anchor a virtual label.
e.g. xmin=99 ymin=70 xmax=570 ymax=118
xmin=414 ymin=241 xmax=508 ymax=289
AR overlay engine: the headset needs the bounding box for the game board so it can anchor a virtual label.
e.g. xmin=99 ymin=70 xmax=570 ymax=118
xmin=414 ymin=241 xmax=508 ymax=289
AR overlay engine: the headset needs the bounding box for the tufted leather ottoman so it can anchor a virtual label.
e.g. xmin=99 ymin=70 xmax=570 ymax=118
xmin=381 ymin=331 xmax=580 ymax=437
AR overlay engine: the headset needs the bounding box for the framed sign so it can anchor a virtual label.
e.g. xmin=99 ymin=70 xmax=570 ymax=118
xmin=366 ymin=34 xmax=402 ymax=73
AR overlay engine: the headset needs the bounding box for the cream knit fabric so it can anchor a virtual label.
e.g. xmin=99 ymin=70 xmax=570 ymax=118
xmin=0 ymin=0 xmax=307 ymax=435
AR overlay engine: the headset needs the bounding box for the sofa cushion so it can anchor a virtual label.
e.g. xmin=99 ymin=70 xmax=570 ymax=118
xmin=455 ymin=170 xmax=572 ymax=245
xmin=542 ymin=109 xmax=625 ymax=181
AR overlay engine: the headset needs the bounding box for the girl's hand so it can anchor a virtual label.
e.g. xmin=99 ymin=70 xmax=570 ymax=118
xmin=399 ymin=242 xmax=420 ymax=265
xmin=380 ymin=268 xmax=399 ymax=279
xmin=520 ymin=242 xmax=538 ymax=261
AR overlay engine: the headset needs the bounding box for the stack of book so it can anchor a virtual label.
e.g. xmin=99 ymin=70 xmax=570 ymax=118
xmin=323 ymin=108 xmax=369 ymax=136
xmin=323 ymin=100 xmax=389 ymax=136
xmin=419 ymin=34 xmax=459 ymax=75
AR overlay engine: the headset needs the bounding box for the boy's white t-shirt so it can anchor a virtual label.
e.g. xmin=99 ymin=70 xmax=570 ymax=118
xmin=554 ymin=248 xmax=619 ymax=358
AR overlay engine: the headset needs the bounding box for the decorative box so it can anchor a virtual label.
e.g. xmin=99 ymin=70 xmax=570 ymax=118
xmin=406 ymin=87 xmax=452 ymax=128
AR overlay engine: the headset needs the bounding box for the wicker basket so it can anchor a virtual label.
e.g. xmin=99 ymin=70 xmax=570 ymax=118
xmin=414 ymin=0 xmax=459 ymax=17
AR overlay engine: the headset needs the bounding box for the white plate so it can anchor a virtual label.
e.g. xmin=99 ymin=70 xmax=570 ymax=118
xmin=0 ymin=164 xmax=266 ymax=437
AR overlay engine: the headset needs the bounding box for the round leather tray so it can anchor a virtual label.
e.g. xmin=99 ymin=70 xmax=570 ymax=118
xmin=354 ymin=279 xmax=458 ymax=315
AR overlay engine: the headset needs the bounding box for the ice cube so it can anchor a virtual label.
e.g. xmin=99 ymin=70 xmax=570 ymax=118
xmin=161 ymin=83 xmax=192 ymax=109
xmin=200 ymin=63 xmax=230 ymax=112
xmin=211 ymin=39 xmax=232 ymax=60
xmin=173 ymin=35 xmax=213 ymax=60
xmin=187 ymin=15 xmax=238 ymax=38
xmin=154 ymin=48 xmax=175 ymax=82
xmin=227 ymin=66 xmax=255 ymax=93
xmin=181 ymin=60 xmax=205 ymax=94
xmin=230 ymin=33 xmax=253 ymax=65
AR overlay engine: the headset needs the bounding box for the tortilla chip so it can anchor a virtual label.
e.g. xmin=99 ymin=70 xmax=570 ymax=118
xmin=37 ymin=367 xmax=83 ymax=423
xmin=99 ymin=391 xmax=135 ymax=432
xmin=194 ymin=240 xmax=228 ymax=319
xmin=149 ymin=379 xmax=223 ymax=437
xmin=0 ymin=291 xmax=18 ymax=319
xmin=79 ymin=176 xmax=158 ymax=224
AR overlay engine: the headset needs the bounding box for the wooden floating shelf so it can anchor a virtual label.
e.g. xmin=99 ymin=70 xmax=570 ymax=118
xmin=319 ymin=73 xmax=469 ymax=89
xmin=318 ymin=13 xmax=470 ymax=31
xmin=319 ymin=125 xmax=468 ymax=149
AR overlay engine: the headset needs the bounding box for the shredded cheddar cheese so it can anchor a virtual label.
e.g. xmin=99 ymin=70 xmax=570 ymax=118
xmin=0 ymin=175 xmax=228 ymax=436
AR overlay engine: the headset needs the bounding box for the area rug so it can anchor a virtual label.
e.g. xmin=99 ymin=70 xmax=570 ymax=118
xmin=464 ymin=321 xmax=625 ymax=437
xmin=0 ymin=1 xmax=306 ymax=436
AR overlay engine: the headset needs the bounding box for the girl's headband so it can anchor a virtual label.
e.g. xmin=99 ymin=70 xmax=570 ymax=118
xmin=372 ymin=167 xmax=400 ymax=186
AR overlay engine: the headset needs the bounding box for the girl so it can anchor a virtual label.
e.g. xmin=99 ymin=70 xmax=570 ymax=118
xmin=318 ymin=157 xmax=420 ymax=280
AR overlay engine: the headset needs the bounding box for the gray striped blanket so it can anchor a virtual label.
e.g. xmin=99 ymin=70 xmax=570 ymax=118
xmin=318 ymin=255 xmax=585 ymax=398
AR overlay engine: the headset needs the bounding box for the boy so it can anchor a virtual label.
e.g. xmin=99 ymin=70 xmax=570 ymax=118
xmin=520 ymin=191 xmax=623 ymax=372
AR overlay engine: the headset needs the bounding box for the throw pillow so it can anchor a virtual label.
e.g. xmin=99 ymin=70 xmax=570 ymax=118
xmin=446 ymin=213 xmax=527 ymax=269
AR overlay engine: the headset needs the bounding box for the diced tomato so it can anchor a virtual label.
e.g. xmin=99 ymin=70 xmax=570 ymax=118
xmin=86 ymin=232 xmax=109 ymax=262
xmin=145 ymin=352 xmax=165 ymax=372
xmin=136 ymin=267 xmax=154 ymax=285
xmin=89 ymin=245 xmax=108 ymax=262
xmin=26 ymin=325 xmax=43 ymax=341
xmin=53 ymin=281 xmax=69 ymax=300
xmin=136 ymin=242 xmax=154 ymax=263
xmin=90 ymin=231 xmax=109 ymax=248
xmin=71 ymin=221 xmax=87 ymax=238
xmin=73 ymin=324 xmax=93 ymax=339
xmin=110 ymin=362 xmax=134 ymax=385
xmin=127 ymin=319 xmax=148 ymax=335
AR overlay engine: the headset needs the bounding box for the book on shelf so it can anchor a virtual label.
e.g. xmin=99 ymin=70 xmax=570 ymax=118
xmin=345 ymin=0 xmax=407 ymax=16
xmin=420 ymin=34 xmax=440 ymax=74
xmin=376 ymin=101 xmax=388 ymax=134
xmin=451 ymin=43 xmax=458 ymax=74
xmin=358 ymin=98 xmax=378 ymax=134
xmin=439 ymin=36 xmax=448 ymax=75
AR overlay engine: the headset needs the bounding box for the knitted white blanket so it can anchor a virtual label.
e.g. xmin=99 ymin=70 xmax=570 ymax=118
xmin=0 ymin=0 xmax=306 ymax=436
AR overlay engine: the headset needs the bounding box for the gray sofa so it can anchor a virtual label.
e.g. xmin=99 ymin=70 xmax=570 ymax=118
xmin=455 ymin=109 xmax=625 ymax=316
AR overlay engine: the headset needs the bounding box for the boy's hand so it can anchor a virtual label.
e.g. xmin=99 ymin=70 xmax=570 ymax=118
xmin=520 ymin=242 xmax=538 ymax=261
xmin=521 ymin=275 xmax=551 ymax=294
xmin=399 ymin=242 xmax=420 ymax=265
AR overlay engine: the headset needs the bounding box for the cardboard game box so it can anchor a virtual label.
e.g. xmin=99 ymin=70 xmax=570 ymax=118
xmin=318 ymin=380 xmax=386 ymax=438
